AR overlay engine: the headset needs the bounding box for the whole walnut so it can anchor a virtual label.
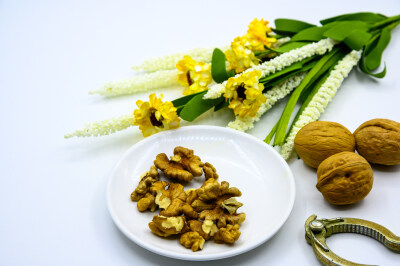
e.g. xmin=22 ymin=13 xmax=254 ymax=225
xmin=316 ymin=152 xmax=373 ymax=205
xmin=354 ymin=118 xmax=400 ymax=165
xmin=294 ymin=121 xmax=355 ymax=168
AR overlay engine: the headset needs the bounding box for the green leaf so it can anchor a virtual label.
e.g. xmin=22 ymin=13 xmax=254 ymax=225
xmin=343 ymin=30 xmax=372 ymax=50
xmin=172 ymin=90 xmax=206 ymax=108
xmin=255 ymin=50 xmax=279 ymax=60
xmin=262 ymin=60 xmax=319 ymax=91
xmin=214 ymin=100 xmax=229 ymax=112
xmin=323 ymin=21 xmax=370 ymax=41
xmin=274 ymin=19 xmax=315 ymax=36
xmin=274 ymin=41 xmax=309 ymax=53
xmin=299 ymin=46 xmax=348 ymax=101
xmin=290 ymin=26 xmax=326 ymax=42
xmin=359 ymin=55 xmax=387 ymax=78
xmin=272 ymin=47 xmax=344 ymax=146
xmin=176 ymin=106 xmax=184 ymax=116
xmin=365 ymin=27 xmax=391 ymax=70
xmin=291 ymin=24 xmax=335 ymax=42
xmin=263 ymin=69 xmax=306 ymax=91
xmin=259 ymin=55 xmax=317 ymax=84
xmin=264 ymin=120 xmax=279 ymax=144
xmin=320 ymin=12 xmax=387 ymax=25
xmin=211 ymin=48 xmax=230 ymax=83
xmin=370 ymin=14 xmax=400 ymax=31
xmin=285 ymin=71 xmax=331 ymax=140
xmin=364 ymin=34 xmax=380 ymax=56
xmin=179 ymin=93 xmax=224 ymax=122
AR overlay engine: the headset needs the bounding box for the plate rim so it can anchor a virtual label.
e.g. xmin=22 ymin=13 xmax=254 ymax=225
xmin=107 ymin=125 xmax=295 ymax=261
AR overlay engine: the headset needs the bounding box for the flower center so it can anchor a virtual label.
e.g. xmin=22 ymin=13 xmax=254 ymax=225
xmin=236 ymin=84 xmax=246 ymax=99
xmin=186 ymin=71 xmax=193 ymax=86
xmin=149 ymin=109 xmax=164 ymax=127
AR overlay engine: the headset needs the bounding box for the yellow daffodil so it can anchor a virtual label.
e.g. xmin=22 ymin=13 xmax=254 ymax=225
xmin=224 ymin=70 xmax=266 ymax=118
xmin=133 ymin=93 xmax=180 ymax=137
xmin=176 ymin=55 xmax=212 ymax=95
xmin=225 ymin=36 xmax=260 ymax=74
xmin=246 ymin=18 xmax=276 ymax=51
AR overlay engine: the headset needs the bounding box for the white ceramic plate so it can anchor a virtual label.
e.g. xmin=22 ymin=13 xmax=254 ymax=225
xmin=107 ymin=125 xmax=295 ymax=261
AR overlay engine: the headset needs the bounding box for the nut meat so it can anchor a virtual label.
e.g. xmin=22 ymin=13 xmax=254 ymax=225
xmin=154 ymin=146 xmax=204 ymax=182
xmin=130 ymin=146 xmax=245 ymax=252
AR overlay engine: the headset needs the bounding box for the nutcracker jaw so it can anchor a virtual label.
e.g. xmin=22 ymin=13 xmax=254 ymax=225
xmin=305 ymin=215 xmax=400 ymax=266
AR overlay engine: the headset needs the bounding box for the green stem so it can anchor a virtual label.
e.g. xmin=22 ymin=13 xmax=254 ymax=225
xmin=387 ymin=20 xmax=400 ymax=31
xmin=264 ymin=120 xmax=279 ymax=144
xmin=371 ymin=14 xmax=400 ymax=30
xmin=272 ymin=47 xmax=343 ymax=146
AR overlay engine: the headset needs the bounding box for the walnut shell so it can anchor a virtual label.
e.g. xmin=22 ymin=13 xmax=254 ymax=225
xmin=316 ymin=152 xmax=373 ymax=205
xmin=354 ymin=118 xmax=400 ymax=165
xmin=294 ymin=121 xmax=355 ymax=168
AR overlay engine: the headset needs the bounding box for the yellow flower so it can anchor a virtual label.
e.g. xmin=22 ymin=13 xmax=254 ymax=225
xmin=225 ymin=36 xmax=259 ymax=74
xmin=176 ymin=55 xmax=212 ymax=95
xmin=246 ymin=18 xmax=276 ymax=51
xmin=133 ymin=93 xmax=180 ymax=137
xmin=224 ymin=70 xmax=266 ymax=118
xmin=224 ymin=19 xmax=276 ymax=74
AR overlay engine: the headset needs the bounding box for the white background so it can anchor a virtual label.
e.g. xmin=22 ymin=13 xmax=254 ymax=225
xmin=1 ymin=0 xmax=399 ymax=265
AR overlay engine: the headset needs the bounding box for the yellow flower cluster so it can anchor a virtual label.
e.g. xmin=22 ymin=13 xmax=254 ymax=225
xmin=225 ymin=19 xmax=276 ymax=74
xmin=133 ymin=93 xmax=180 ymax=137
xmin=225 ymin=36 xmax=259 ymax=74
xmin=176 ymin=56 xmax=212 ymax=95
xmin=247 ymin=18 xmax=276 ymax=51
xmin=224 ymin=70 xmax=266 ymax=118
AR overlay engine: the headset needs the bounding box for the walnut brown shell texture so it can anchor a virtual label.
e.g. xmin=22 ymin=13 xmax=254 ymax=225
xmin=294 ymin=121 xmax=356 ymax=168
xmin=316 ymin=152 xmax=373 ymax=205
xmin=354 ymin=118 xmax=400 ymax=165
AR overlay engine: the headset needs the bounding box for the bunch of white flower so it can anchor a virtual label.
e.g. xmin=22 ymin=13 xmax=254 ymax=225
xmin=64 ymin=114 xmax=135 ymax=138
xmin=280 ymin=50 xmax=362 ymax=159
xmin=204 ymin=38 xmax=336 ymax=100
xmin=132 ymin=46 xmax=229 ymax=72
xmin=90 ymin=70 xmax=179 ymax=97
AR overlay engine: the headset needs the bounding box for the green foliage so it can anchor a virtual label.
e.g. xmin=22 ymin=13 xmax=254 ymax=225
xmin=320 ymin=12 xmax=387 ymax=25
xmin=274 ymin=19 xmax=315 ymax=36
xmin=343 ymin=30 xmax=372 ymax=51
xmin=365 ymin=27 xmax=391 ymax=70
xmin=273 ymin=13 xmax=399 ymax=78
xmin=211 ymin=48 xmax=233 ymax=83
xmin=178 ymin=92 xmax=224 ymax=122
xmin=271 ymin=47 xmax=346 ymax=146
xmin=274 ymin=42 xmax=309 ymax=53
xmin=290 ymin=26 xmax=331 ymax=42
xmin=323 ymin=21 xmax=370 ymax=40
xmin=172 ymin=90 xmax=206 ymax=111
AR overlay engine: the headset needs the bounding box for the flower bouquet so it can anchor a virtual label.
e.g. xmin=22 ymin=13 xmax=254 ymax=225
xmin=65 ymin=12 xmax=400 ymax=160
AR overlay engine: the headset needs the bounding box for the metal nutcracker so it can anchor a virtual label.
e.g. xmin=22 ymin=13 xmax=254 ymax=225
xmin=305 ymin=215 xmax=400 ymax=265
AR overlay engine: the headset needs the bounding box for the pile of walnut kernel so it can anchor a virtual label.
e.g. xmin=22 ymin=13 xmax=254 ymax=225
xmin=130 ymin=146 xmax=246 ymax=252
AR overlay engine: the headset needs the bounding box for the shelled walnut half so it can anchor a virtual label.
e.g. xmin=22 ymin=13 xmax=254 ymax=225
xmin=191 ymin=178 xmax=246 ymax=228
xmin=130 ymin=146 xmax=245 ymax=252
xmin=154 ymin=146 xmax=205 ymax=182
xmin=148 ymin=215 xmax=188 ymax=237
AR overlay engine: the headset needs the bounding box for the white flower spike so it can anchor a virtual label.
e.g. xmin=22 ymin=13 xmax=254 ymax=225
xmin=132 ymin=46 xmax=229 ymax=72
xmin=90 ymin=70 xmax=179 ymax=97
xmin=64 ymin=114 xmax=135 ymax=138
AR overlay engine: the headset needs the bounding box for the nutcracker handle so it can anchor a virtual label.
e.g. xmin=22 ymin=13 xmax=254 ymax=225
xmin=305 ymin=215 xmax=400 ymax=266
